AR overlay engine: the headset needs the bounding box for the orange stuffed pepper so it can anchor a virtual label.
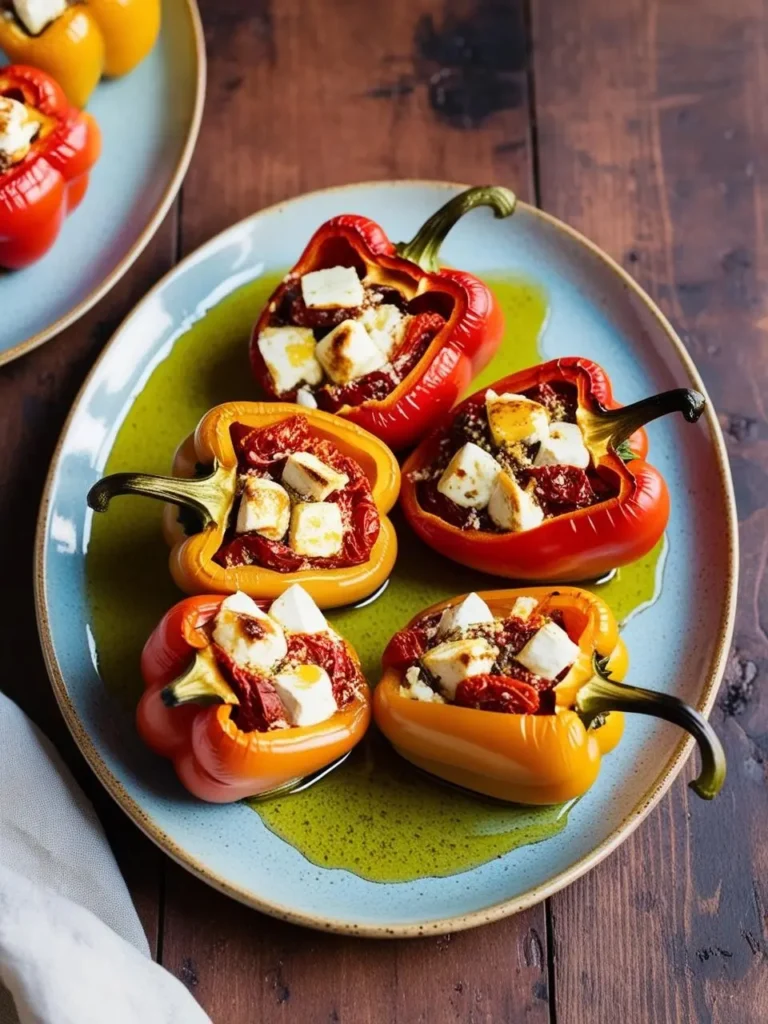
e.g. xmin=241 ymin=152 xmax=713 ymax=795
xmin=0 ymin=0 xmax=160 ymax=108
xmin=374 ymin=587 xmax=725 ymax=805
xmin=88 ymin=403 xmax=401 ymax=609
xmin=139 ymin=586 xmax=370 ymax=802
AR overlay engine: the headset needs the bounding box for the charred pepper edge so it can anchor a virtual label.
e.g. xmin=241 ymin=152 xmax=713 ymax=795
xmin=577 ymin=654 xmax=726 ymax=800
xmin=395 ymin=185 xmax=518 ymax=272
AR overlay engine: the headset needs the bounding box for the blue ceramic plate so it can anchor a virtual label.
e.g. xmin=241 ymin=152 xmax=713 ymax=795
xmin=35 ymin=182 xmax=737 ymax=936
xmin=0 ymin=0 xmax=205 ymax=365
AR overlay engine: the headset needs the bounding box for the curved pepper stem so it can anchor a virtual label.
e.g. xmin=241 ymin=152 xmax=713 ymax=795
xmin=580 ymin=388 xmax=705 ymax=459
xmin=87 ymin=462 xmax=236 ymax=530
xmin=396 ymin=186 xmax=517 ymax=272
xmin=161 ymin=648 xmax=239 ymax=708
xmin=576 ymin=657 xmax=725 ymax=799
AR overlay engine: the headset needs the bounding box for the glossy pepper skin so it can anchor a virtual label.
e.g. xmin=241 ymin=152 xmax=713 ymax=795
xmin=400 ymin=356 xmax=706 ymax=582
xmin=0 ymin=65 xmax=101 ymax=269
xmin=374 ymin=587 xmax=726 ymax=805
xmin=138 ymin=595 xmax=371 ymax=803
xmin=249 ymin=186 xmax=517 ymax=451
xmin=87 ymin=402 xmax=401 ymax=609
xmin=0 ymin=0 xmax=160 ymax=108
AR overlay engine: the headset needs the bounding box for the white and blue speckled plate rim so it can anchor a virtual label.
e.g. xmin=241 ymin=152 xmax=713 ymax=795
xmin=34 ymin=180 xmax=738 ymax=938
xmin=0 ymin=0 xmax=206 ymax=367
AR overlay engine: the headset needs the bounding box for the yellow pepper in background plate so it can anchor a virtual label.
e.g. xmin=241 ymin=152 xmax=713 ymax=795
xmin=0 ymin=0 xmax=161 ymax=108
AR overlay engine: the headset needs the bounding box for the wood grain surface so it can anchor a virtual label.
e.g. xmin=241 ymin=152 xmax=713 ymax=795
xmin=3 ymin=0 xmax=766 ymax=1020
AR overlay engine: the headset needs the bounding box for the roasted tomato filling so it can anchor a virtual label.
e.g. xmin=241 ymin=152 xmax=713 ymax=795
xmin=213 ymin=415 xmax=380 ymax=572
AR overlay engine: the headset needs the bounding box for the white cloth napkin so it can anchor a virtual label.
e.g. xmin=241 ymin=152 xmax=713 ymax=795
xmin=0 ymin=691 xmax=211 ymax=1024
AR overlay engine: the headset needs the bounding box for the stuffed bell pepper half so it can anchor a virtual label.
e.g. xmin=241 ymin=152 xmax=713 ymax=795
xmin=139 ymin=585 xmax=370 ymax=802
xmin=249 ymin=185 xmax=516 ymax=450
xmin=88 ymin=403 xmax=401 ymax=609
xmin=0 ymin=64 xmax=100 ymax=269
xmin=401 ymin=356 xmax=705 ymax=581
xmin=374 ymin=587 xmax=725 ymax=805
xmin=0 ymin=0 xmax=160 ymax=108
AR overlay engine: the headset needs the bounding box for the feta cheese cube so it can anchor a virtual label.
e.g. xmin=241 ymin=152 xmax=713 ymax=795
xmin=437 ymin=592 xmax=494 ymax=638
xmin=289 ymin=502 xmax=344 ymax=558
xmin=12 ymin=0 xmax=67 ymax=36
xmin=235 ymin=477 xmax=290 ymax=540
xmin=213 ymin=592 xmax=288 ymax=672
xmin=400 ymin=666 xmax=445 ymax=703
xmin=0 ymin=96 xmax=39 ymax=165
xmin=436 ymin=442 xmax=502 ymax=510
xmin=295 ymin=387 xmax=318 ymax=408
xmin=486 ymin=390 xmax=550 ymax=447
xmin=257 ymin=325 xmax=323 ymax=395
xmin=282 ymin=451 xmax=349 ymax=501
xmin=273 ymin=664 xmax=338 ymax=727
xmin=360 ymin=304 xmax=406 ymax=358
xmin=269 ymin=584 xmax=328 ymax=634
xmin=421 ymin=637 xmax=497 ymax=700
xmin=487 ymin=472 xmax=544 ymax=532
xmin=533 ymin=421 xmax=591 ymax=469
xmin=510 ymin=596 xmax=539 ymax=621
xmin=315 ymin=319 xmax=387 ymax=385
xmin=301 ymin=265 xmax=364 ymax=309
xmin=515 ymin=621 xmax=581 ymax=680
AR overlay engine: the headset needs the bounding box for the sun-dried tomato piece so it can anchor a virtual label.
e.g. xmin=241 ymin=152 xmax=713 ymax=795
xmin=454 ymin=674 xmax=540 ymax=714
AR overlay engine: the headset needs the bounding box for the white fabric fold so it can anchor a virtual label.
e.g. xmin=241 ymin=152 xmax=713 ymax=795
xmin=0 ymin=692 xmax=211 ymax=1023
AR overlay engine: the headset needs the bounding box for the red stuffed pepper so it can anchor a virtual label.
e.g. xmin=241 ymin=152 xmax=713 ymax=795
xmin=249 ymin=185 xmax=516 ymax=450
xmin=0 ymin=64 xmax=100 ymax=270
xmin=400 ymin=357 xmax=705 ymax=581
xmin=138 ymin=585 xmax=371 ymax=803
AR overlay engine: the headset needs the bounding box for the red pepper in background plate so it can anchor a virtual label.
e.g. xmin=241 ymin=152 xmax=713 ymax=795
xmin=0 ymin=65 xmax=100 ymax=270
xmin=249 ymin=185 xmax=516 ymax=450
xmin=400 ymin=356 xmax=705 ymax=582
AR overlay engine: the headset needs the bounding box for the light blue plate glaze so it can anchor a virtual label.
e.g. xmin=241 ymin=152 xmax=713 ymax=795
xmin=0 ymin=0 xmax=204 ymax=365
xmin=36 ymin=182 xmax=737 ymax=936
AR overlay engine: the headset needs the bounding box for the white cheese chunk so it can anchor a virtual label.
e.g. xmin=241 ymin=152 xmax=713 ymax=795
xmin=515 ymin=621 xmax=581 ymax=680
xmin=533 ymin=421 xmax=591 ymax=469
xmin=282 ymin=451 xmax=349 ymax=501
xmin=360 ymin=304 xmax=406 ymax=358
xmin=487 ymin=472 xmax=544 ymax=532
xmin=289 ymin=502 xmax=344 ymax=558
xmin=0 ymin=96 xmax=39 ymax=165
xmin=315 ymin=318 xmax=387 ymax=385
xmin=257 ymin=325 xmax=323 ymax=395
xmin=486 ymin=390 xmax=550 ymax=447
xmin=400 ymin=665 xmax=445 ymax=703
xmin=436 ymin=442 xmax=502 ymax=510
xmin=235 ymin=476 xmax=291 ymax=540
xmin=213 ymin=592 xmax=288 ymax=672
xmin=437 ymin=592 xmax=494 ymax=638
xmin=301 ymin=265 xmax=364 ymax=309
xmin=421 ymin=637 xmax=497 ymax=700
xmin=12 ymin=0 xmax=67 ymax=36
xmin=269 ymin=584 xmax=328 ymax=634
xmin=272 ymin=664 xmax=338 ymax=727
xmin=510 ymin=596 xmax=539 ymax=621
xmin=295 ymin=387 xmax=318 ymax=408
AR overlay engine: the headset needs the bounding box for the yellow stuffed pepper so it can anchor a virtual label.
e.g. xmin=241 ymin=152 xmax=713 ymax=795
xmin=0 ymin=0 xmax=160 ymax=108
xmin=374 ymin=587 xmax=725 ymax=805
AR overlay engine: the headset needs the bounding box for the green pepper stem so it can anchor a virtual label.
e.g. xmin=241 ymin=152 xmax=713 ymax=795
xmin=581 ymin=388 xmax=705 ymax=454
xmin=396 ymin=186 xmax=517 ymax=272
xmin=576 ymin=669 xmax=726 ymax=800
xmin=161 ymin=648 xmax=239 ymax=708
xmin=87 ymin=463 xmax=236 ymax=529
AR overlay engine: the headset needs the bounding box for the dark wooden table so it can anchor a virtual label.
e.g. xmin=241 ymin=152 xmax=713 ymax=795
xmin=3 ymin=1 xmax=766 ymax=1020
